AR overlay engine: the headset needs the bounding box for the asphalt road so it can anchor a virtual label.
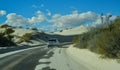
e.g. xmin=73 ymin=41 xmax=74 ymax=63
xmin=0 ymin=46 xmax=49 ymax=70
xmin=0 ymin=45 xmax=90 ymax=70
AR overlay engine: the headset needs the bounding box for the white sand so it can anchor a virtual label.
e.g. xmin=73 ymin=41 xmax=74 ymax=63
xmin=54 ymin=25 xmax=88 ymax=35
xmin=12 ymin=28 xmax=36 ymax=36
xmin=67 ymin=45 xmax=120 ymax=70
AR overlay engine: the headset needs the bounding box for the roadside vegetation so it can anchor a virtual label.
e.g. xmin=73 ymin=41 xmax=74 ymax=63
xmin=0 ymin=24 xmax=16 ymax=47
xmin=73 ymin=17 xmax=120 ymax=59
xmin=17 ymin=33 xmax=32 ymax=44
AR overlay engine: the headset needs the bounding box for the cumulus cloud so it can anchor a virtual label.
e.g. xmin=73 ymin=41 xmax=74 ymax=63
xmin=49 ymin=11 xmax=98 ymax=28
xmin=5 ymin=11 xmax=46 ymax=27
xmin=49 ymin=11 xmax=117 ymax=29
xmin=5 ymin=13 xmax=29 ymax=26
xmin=0 ymin=10 xmax=6 ymax=16
xmin=28 ymin=11 xmax=46 ymax=24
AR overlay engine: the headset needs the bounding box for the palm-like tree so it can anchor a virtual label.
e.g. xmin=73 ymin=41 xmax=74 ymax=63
xmin=100 ymin=13 xmax=104 ymax=24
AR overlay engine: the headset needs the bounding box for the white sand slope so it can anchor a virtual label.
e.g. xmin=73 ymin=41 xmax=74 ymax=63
xmin=0 ymin=27 xmax=45 ymax=46
xmin=54 ymin=25 xmax=89 ymax=35
xmin=12 ymin=28 xmax=36 ymax=36
xmin=67 ymin=45 xmax=120 ymax=70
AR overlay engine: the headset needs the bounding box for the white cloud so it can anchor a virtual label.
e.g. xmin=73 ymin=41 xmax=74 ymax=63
xmin=5 ymin=13 xmax=29 ymax=26
xmin=0 ymin=10 xmax=6 ymax=16
xmin=28 ymin=11 xmax=46 ymax=24
xmin=49 ymin=11 xmax=98 ymax=28
xmin=5 ymin=11 xmax=46 ymax=27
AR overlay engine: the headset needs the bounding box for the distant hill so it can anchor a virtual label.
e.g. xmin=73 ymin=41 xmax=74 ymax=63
xmin=54 ymin=25 xmax=89 ymax=35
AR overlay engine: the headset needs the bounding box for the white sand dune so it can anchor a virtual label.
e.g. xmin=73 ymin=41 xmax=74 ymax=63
xmin=67 ymin=45 xmax=120 ymax=70
xmin=12 ymin=28 xmax=36 ymax=36
xmin=0 ymin=26 xmax=45 ymax=46
xmin=54 ymin=25 xmax=89 ymax=35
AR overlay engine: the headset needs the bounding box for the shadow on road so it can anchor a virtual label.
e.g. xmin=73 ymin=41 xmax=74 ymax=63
xmin=42 ymin=51 xmax=54 ymax=59
xmin=42 ymin=66 xmax=56 ymax=70
xmin=39 ymin=62 xmax=51 ymax=64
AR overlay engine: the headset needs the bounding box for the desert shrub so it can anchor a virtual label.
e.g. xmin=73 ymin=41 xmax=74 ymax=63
xmin=21 ymin=33 xmax=32 ymax=42
xmin=73 ymin=33 xmax=91 ymax=49
xmin=96 ymin=18 xmax=120 ymax=58
xmin=0 ymin=24 xmax=10 ymax=28
xmin=73 ymin=17 xmax=120 ymax=59
xmin=72 ymin=35 xmax=80 ymax=43
xmin=0 ymin=27 xmax=15 ymax=47
xmin=87 ymin=34 xmax=99 ymax=53
xmin=4 ymin=28 xmax=14 ymax=34
xmin=31 ymin=28 xmax=38 ymax=31
xmin=0 ymin=33 xmax=15 ymax=47
xmin=59 ymin=30 xmax=63 ymax=32
xmin=97 ymin=30 xmax=120 ymax=58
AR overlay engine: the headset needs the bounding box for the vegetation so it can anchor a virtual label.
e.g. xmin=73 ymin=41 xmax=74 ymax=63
xmin=59 ymin=30 xmax=63 ymax=32
xmin=31 ymin=28 xmax=38 ymax=31
xmin=0 ymin=33 xmax=15 ymax=47
xmin=0 ymin=24 xmax=11 ymax=28
xmin=0 ymin=26 xmax=15 ymax=47
xmin=17 ymin=33 xmax=32 ymax=43
xmin=4 ymin=27 xmax=14 ymax=34
xmin=73 ymin=17 xmax=120 ymax=59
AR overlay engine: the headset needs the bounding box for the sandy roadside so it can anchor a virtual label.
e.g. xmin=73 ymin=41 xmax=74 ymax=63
xmin=66 ymin=45 xmax=120 ymax=70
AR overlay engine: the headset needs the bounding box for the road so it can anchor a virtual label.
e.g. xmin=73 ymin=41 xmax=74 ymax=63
xmin=0 ymin=45 xmax=90 ymax=70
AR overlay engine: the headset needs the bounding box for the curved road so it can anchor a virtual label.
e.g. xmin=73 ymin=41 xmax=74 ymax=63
xmin=0 ymin=45 xmax=90 ymax=70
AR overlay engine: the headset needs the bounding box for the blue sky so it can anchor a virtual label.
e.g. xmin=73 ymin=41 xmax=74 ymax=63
xmin=0 ymin=0 xmax=119 ymax=31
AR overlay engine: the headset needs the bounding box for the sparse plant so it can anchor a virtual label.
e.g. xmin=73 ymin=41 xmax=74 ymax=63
xmin=21 ymin=33 xmax=32 ymax=42
xmin=31 ymin=28 xmax=38 ymax=31
xmin=0 ymin=24 xmax=10 ymax=28
xmin=0 ymin=33 xmax=15 ymax=47
xmin=59 ymin=30 xmax=63 ymax=32
xmin=4 ymin=27 xmax=14 ymax=34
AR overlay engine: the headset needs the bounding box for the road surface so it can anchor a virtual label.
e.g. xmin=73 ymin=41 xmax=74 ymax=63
xmin=0 ymin=45 xmax=90 ymax=70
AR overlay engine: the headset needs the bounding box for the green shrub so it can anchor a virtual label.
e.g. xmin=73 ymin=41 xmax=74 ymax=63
xmin=21 ymin=33 xmax=32 ymax=42
xmin=97 ymin=26 xmax=120 ymax=58
xmin=0 ymin=33 xmax=15 ymax=47
xmin=4 ymin=28 xmax=14 ymax=34
xmin=59 ymin=30 xmax=63 ymax=32
xmin=31 ymin=28 xmax=38 ymax=31
xmin=0 ymin=24 xmax=10 ymax=28
xmin=73 ymin=17 xmax=120 ymax=59
xmin=72 ymin=35 xmax=80 ymax=43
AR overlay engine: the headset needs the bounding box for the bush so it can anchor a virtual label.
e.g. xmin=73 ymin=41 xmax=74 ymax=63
xmin=31 ymin=28 xmax=38 ymax=31
xmin=72 ymin=35 xmax=80 ymax=43
xmin=0 ymin=33 xmax=15 ymax=47
xmin=4 ymin=28 xmax=14 ymax=34
xmin=73 ymin=17 xmax=120 ymax=59
xmin=73 ymin=33 xmax=91 ymax=49
xmin=21 ymin=33 xmax=32 ymax=42
xmin=59 ymin=30 xmax=63 ymax=32
xmin=0 ymin=24 xmax=10 ymax=28
xmin=97 ymin=25 xmax=120 ymax=58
